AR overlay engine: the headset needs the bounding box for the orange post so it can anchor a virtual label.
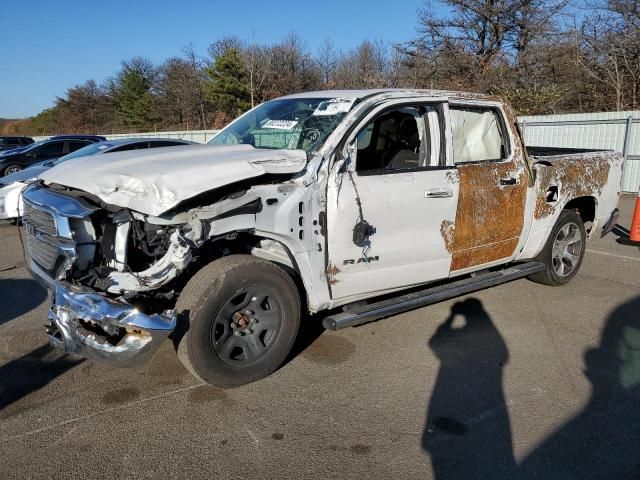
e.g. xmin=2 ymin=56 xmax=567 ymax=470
xmin=630 ymin=190 xmax=640 ymax=243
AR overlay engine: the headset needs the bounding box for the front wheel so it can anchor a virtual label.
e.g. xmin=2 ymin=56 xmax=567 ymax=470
xmin=174 ymin=255 xmax=301 ymax=388
xmin=529 ymin=210 xmax=586 ymax=286
xmin=3 ymin=165 xmax=23 ymax=176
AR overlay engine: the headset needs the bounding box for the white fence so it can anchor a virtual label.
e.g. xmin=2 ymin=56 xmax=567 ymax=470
xmin=519 ymin=111 xmax=640 ymax=193
xmin=104 ymin=129 xmax=219 ymax=144
xmin=33 ymin=129 xmax=219 ymax=144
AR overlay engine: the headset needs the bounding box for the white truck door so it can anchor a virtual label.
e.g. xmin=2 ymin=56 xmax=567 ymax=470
xmin=326 ymin=103 xmax=459 ymax=302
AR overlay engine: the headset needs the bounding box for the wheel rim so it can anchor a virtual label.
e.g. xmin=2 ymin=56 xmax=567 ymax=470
xmin=5 ymin=166 xmax=21 ymax=175
xmin=209 ymin=286 xmax=283 ymax=367
xmin=551 ymin=222 xmax=583 ymax=277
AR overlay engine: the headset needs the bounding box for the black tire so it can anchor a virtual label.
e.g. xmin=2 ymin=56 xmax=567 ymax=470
xmin=529 ymin=210 xmax=586 ymax=286
xmin=3 ymin=165 xmax=23 ymax=176
xmin=174 ymin=255 xmax=301 ymax=388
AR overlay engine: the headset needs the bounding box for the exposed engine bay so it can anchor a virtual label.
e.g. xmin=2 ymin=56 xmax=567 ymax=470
xmin=31 ymin=176 xmax=306 ymax=317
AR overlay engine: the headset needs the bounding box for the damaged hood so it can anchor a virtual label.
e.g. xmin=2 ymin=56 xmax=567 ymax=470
xmin=39 ymin=144 xmax=307 ymax=216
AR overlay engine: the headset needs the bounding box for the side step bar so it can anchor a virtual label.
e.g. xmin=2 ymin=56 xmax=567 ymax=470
xmin=322 ymin=261 xmax=545 ymax=330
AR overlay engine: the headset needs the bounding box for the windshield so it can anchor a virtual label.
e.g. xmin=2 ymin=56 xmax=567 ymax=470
xmin=209 ymin=97 xmax=357 ymax=153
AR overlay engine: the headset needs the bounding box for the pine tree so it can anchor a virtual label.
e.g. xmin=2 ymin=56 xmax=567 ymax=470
xmin=115 ymin=58 xmax=156 ymax=131
xmin=204 ymin=48 xmax=251 ymax=119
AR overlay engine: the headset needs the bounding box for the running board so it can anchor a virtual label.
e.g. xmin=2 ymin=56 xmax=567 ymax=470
xmin=322 ymin=261 xmax=545 ymax=330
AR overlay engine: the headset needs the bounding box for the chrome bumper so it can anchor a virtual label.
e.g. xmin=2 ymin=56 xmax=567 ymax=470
xmin=46 ymin=284 xmax=176 ymax=367
xmin=21 ymin=184 xmax=176 ymax=367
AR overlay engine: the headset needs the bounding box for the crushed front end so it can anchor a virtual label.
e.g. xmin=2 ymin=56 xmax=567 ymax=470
xmin=22 ymin=184 xmax=177 ymax=367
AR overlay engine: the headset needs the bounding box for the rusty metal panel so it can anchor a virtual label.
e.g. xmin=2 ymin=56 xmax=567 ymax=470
xmin=450 ymin=161 xmax=528 ymax=270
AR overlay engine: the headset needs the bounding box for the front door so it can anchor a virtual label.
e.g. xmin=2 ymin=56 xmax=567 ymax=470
xmin=446 ymin=105 xmax=528 ymax=271
xmin=326 ymin=103 xmax=460 ymax=301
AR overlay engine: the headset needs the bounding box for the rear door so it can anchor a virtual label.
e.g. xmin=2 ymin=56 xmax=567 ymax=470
xmin=326 ymin=101 xmax=460 ymax=301
xmin=446 ymin=104 xmax=528 ymax=272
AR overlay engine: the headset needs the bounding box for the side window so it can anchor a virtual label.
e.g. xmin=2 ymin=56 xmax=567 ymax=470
xmin=450 ymin=107 xmax=508 ymax=164
xmin=149 ymin=140 xmax=184 ymax=148
xmin=37 ymin=141 xmax=66 ymax=158
xmin=355 ymin=108 xmax=423 ymax=172
xmin=68 ymin=141 xmax=91 ymax=153
xmin=111 ymin=142 xmax=149 ymax=152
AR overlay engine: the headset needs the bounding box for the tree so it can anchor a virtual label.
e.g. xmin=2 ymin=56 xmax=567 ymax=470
xmin=317 ymin=38 xmax=338 ymax=87
xmin=183 ymin=43 xmax=209 ymax=129
xmin=204 ymin=46 xmax=251 ymax=123
xmin=333 ymin=40 xmax=388 ymax=88
xmin=114 ymin=57 xmax=157 ymax=131
xmin=265 ymin=33 xmax=321 ymax=98
xmin=406 ymin=0 xmax=571 ymax=91
xmin=56 ymin=80 xmax=111 ymax=133
xmin=157 ymin=45 xmax=208 ymax=130
xmin=578 ymin=0 xmax=640 ymax=110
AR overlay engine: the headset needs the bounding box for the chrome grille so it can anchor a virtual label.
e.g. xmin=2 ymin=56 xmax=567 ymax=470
xmin=23 ymin=202 xmax=57 ymax=236
xmin=23 ymin=201 xmax=61 ymax=271
xmin=26 ymin=233 xmax=59 ymax=270
xmin=22 ymin=185 xmax=97 ymax=283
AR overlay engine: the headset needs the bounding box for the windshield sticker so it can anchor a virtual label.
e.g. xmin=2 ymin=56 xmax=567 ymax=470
xmin=263 ymin=120 xmax=299 ymax=130
xmin=312 ymin=98 xmax=356 ymax=116
xmin=97 ymin=144 xmax=111 ymax=149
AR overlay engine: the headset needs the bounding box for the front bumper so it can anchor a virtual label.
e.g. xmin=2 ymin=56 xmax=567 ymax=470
xmin=45 ymin=283 xmax=176 ymax=367
xmin=21 ymin=184 xmax=176 ymax=367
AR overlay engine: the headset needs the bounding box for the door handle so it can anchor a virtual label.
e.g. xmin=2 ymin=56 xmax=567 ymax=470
xmin=499 ymin=177 xmax=519 ymax=186
xmin=425 ymin=188 xmax=453 ymax=198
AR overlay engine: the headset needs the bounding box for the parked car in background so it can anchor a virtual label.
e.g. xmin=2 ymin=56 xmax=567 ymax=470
xmin=0 ymin=135 xmax=106 ymax=176
xmin=0 ymin=136 xmax=34 ymax=151
xmin=0 ymin=138 xmax=195 ymax=220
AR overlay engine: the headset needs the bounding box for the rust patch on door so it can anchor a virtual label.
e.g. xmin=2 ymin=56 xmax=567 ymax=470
xmin=445 ymin=171 xmax=459 ymax=185
xmin=533 ymin=153 xmax=616 ymax=220
xmin=451 ymin=238 xmax=520 ymax=271
xmin=440 ymin=220 xmax=456 ymax=253
xmin=325 ymin=264 xmax=341 ymax=285
xmin=450 ymin=161 xmax=528 ymax=271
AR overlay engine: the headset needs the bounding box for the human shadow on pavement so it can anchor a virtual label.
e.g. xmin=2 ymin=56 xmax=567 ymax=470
xmin=518 ymin=296 xmax=640 ymax=479
xmin=422 ymin=298 xmax=517 ymax=479
xmin=0 ymin=278 xmax=47 ymax=326
xmin=0 ymin=344 xmax=84 ymax=414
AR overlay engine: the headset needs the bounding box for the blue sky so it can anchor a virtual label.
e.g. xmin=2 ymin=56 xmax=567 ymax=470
xmin=1 ymin=0 xmax=425 ymax=118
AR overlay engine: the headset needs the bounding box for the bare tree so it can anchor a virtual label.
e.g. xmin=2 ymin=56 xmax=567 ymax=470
xmin=182 ymin=43 xmax=209 ymax=129
xmin=317 ymin=37 xmax=339 ymax=87
xmin=244 ymin=34 xmax=272 ymax=108
xmin=578 ymin=0 xmax=640 ymax=109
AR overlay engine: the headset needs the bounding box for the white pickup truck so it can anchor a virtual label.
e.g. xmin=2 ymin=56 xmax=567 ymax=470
xmin=21 ymin=89 xmax=623 ymax=387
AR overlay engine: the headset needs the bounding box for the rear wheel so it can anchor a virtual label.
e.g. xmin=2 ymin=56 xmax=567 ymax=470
xmin=529 ymin=210 xmax=586 ymax=286
xmin=3 ymin=165 xmax=23 ymax=176
xmin=174 ymin=255 xmax=301 ymax=388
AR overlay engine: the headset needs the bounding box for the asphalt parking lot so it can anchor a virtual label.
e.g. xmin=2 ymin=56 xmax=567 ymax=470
xmin=0 ymin=195 xmax=638 ymax=479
